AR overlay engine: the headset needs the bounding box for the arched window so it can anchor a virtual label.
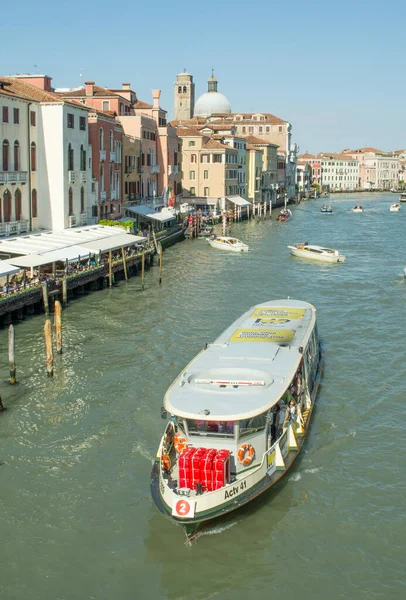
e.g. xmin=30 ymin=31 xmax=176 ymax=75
xmin=80 ymin=186 xmax=85 ymax=213
xmin=3 ymin=140 xmax=9 ymax=171
xmin=99 ymin=128 xmax=104 ymax=151
xmin=191 ymin=154 xmax=197 ymax=163
xmin=109 ymin=130 xmax=113 ymax=152
xmin=68 ymin=143 xmax=74 ymax=171
xmin=80 ymin=145 xmax=86 ymax=171
xmin=3 ymin=189 xmax=12 ymax=222
xmin=68 ymin=187 xmax=73 ymax=216
xmin=14 ymin=141 xmax=20 ymax=171
xmin=183 ymin=86 xmax=187 ymax=93
xmin=15 ymin=188 xmax=22 ymax=221
xmin=31 ymin=142 xmax=36 ymax=171
xmin=31 ymin=189 xmax=38 ymax=218
xmin=178 ymin=86 xmax=182 ymax=93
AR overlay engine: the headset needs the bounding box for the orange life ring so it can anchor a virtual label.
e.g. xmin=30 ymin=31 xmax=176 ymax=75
xmin=237 ymin=443 xmax=255 ymax=467
xmin=174 ymin=433 xmax=187 ymax=454
xmin=161 ymin=453 xmax=171 ymax=471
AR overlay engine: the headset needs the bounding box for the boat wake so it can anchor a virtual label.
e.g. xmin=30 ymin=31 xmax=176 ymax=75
xmin=186 ymin=520 xmax=239 ymax=545
xmin=132 ymin=442 xmax=155 ymax=462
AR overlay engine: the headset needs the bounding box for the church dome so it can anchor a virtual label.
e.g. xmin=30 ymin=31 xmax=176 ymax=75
xmin=194 ymin=91 xmax=231 ymax=117
xmin=193 ymin=72 xmax=231 ymax=117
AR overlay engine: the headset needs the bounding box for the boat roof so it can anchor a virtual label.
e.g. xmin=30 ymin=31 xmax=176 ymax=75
xmin=164 ymin=299 xmax=316 ymax=420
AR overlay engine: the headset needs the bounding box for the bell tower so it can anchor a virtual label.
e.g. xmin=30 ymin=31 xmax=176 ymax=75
xmin=174 ymin=69 xmax=195 ymax=121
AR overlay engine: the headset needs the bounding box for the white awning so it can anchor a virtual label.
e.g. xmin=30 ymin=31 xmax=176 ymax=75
xmin=226 ymin=196 xmax=251 ymax=207
xmin=79 ymin=233 xmax=146 ymax=253
xmin=126 ymin=205 xmax=176 ymax=223
xmin=0 ymin=260 xmax=20 ymax=277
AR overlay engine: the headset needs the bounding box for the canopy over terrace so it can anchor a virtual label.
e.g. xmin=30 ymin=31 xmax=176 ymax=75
xmin=0 ymin=260 xmax=20 ymax=278
xmin=225 ymin=195 xmax=251 ymax=207
xmin=125 ymin=206 xmax=176 ymax=229
xmin=0 ymin=225 xmax=137 ymax=257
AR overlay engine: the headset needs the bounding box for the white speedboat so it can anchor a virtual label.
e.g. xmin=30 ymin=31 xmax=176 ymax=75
xmin=399 ymin=193 xmax=406 ymax=203
xmin=353 ymin=205 xmax=363 ymax=212
xmin=150 ymin=299 xmax=323 ymax=537
xmin=207 ymin=236 xmax=249 ymax=252
xmin=390 ymin=203 xmax=400 ymax=212
xmin=320 ymin=205 xmax=332 ymax=213
xmin=288 ymin=243 xmax=346 ymax=263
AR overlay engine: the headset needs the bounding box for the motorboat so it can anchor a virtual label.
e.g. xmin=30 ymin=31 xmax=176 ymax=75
xmin=197 ymin=227 xmax=213 ymax=238
xmin=288 ymin=243 xmax=346 ymax=263
xmin=399 ymin=193 xmax=406 ymax=203
xmin=207 ymin=235 xmax=249 ymax=252
xmin=390 ymin=203 xmax=400 ymax=212
xmin=150 ymin=299 xmax=323 ymax=537
xmin=353 ymin=205 xmax=363 ymax=212
xmin=320 ymin=205 xmax=332 ymax=213
xmin=275 ymin=208 xmax=292 ymax=222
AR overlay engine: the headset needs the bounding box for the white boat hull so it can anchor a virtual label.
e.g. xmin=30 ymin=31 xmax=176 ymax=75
xmin=288 ymin=246 xmax=345 ymax=263
xmin=390 ymin=205 xmax=400 ymax=212
xmin=208 ymin=239 xmax=249 ymax=252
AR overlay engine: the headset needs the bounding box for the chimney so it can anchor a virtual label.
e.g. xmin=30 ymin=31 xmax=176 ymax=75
xmin=122 ymin=83 xmax=131 ymax=90
xmin=85 ymin=81 xmax=95 ymax=96
xmin=152 ymin=89 xmax=161 ymax=109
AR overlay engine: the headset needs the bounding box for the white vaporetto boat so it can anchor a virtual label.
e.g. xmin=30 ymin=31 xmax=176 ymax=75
xmin=150 ymin=299 xmax=323 ymax=537
xmin=390 ymin=203 xmax=400 ymax=212
xmin=288 ymin=243 xmax=346 ymax=263
xmin=207 ymin=235 xmax=249 ymax=252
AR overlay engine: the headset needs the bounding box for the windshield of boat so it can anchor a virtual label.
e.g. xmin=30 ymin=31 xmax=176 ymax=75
xmin=186 ymin=419 xmax=235 ymax=438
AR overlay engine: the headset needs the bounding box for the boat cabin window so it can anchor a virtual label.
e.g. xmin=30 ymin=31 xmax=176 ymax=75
xmin=186 ymin=419 xmax=234 ymax=437
xmin=239 ymin=412 xmax=267 ymax=437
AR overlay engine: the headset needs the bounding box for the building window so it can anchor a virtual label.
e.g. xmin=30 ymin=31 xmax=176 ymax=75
xmin=3 ymin=189 xmax=11 ymax=222
xmin=204 ymin=187 xmax=209 ymax=196
xmin=2 ymin=106 xmax=9 ymax=123
xmin=68 ymin=187 xmax=73 ymax=216
xmin=80 ymin=186 xmax=85 ymax=213
xmin=191 ymin=154 xmax=197 ymax=163
xmin=183 ymin=86 xmax=187 ymax=93
xmin=68 ymin=143 xmax=74 ymax=171
xmin=102 ymin=100 xmax=110 ymax=111
xmin=279 ymin=126 xmax=282 ymax=132
xmin=2 ymin=139 xmax=9 ymax=171
xmin=30 ymin=142 xmax=36 ymax=171
xmin=67 ymin=113 xmax=74 ymax=128
xmin=189 ymin=170 xmax=196 ymax=180
xmin=13 ymin=108 xmax=19 ymax=124
xmin=259 ymin=127 xmax=262 ymax=133
xmin=99 ymin=128 xmax=104 ymax=151
xmin=266 ymin=127 xmax=270 ymax=132
xmin=242 ymin=127 xmax=246 ymax=133
xmin=109 ymin=130 xmax=114 ymax=152
xmin=178 ymin=86 xmax=182 ymax=93
xmin=30 ymin=111 xmax=36 ymax=126
xmin=204 ymin=170 xmax=208 ymax=179
xmin=189 ymin=141 xmax=196 ymax=146
xmin=80 ymin=145 xmax=86 ymax=171
xmin=31 ymin=189 xmax=38 ymax=218
xmin=14 ymin=141 xmax=19 ymax=171
xmin=249 ymin=127 xmax=253 ymax=133
xmin=190 ymin=187 xmax=196 ymax=196
xmin=15 ymin=188 xmax=22 ymax=221
xmin=213 ymin=154 xmax=222 ymax=163
xmin=79 ymin=116 xmax=86 ymax=131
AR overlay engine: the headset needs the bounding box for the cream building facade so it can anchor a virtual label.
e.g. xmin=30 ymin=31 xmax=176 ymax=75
xmin=298 ymin=152 xmax=359 ymax=191
xmin=342 ymin=148 xmax=399 ymax=190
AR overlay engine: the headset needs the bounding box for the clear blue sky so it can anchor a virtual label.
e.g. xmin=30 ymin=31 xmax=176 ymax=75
xmin=2 ymin=0 xmax=405 ymax=153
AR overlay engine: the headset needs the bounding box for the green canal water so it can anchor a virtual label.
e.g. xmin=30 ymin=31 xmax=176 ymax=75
xmin=0 ymin=192 xmax=405 ymax=600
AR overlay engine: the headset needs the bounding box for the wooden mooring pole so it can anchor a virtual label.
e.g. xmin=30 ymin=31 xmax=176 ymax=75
xmin=108 ymin=250 xmax=113 ymax=288
xmin=158 ymin=243 xmax=163 ymax=285
xmin=42 ymin=280 xmax=49 ymax=316
xmin=62 ymin=277 xmax=68 ymax=307
xmin=8 ymin=324 xmax=16 ymax=384
xmin=141 ymin=251 xmax=145 ymax=290
xmin=121 ymin=246 xmax=128 ymax=281
xmin=54 ymin=300 xmax=62 ymax=355
xmin=44 ymin=319 xmax=53 ymax=377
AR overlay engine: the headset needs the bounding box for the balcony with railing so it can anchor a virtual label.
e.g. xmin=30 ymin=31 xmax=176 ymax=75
xmin=125 ymin=165 xmax=135 ymax=174
xmin=80 ymin=213 xmax=87 ymax=226
xmin=0 ymin=220 xmax=29 ymax=237
xmin=110 ymin=151 xmax=116 ymax=162
xmin=68 ymin=171 xmax=76 ymax=183
xmin=110 ymin=190 xmax=118 ymax=200
xmin=100 ymin=191 xmax=107 ymax=201
xmin=168 ymin=165 xmax=179 ymax=175
xmin=0 ymin=171 xmax=28 ymax=184
xmin=150 ymin=165 xmax=160 ymax=174
xmin=100 ymin=150 xmax=106 ymax=161
xmin=80 ymin=171 xmax=87 ymax=183
xmin=68 ymin=215 xmax=77 ymax=228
